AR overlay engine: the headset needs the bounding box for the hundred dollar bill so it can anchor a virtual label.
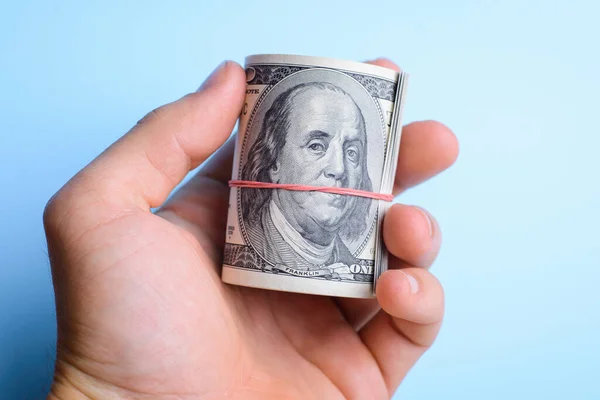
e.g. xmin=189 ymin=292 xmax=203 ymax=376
xmin=221 ymin=54 xmax=408 ymax=298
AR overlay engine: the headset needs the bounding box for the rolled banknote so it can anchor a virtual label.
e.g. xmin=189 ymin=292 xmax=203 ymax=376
xmin=221 ymin=54 xmax=408 ymax=298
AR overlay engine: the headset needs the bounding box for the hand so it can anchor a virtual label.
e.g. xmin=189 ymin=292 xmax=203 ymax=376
xmin=44 ymin=59 xmax=458 ymax=399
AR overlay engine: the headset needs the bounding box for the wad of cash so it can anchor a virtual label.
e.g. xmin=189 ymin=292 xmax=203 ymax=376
xmin=221 ymin=54 xmax=408 ymax=298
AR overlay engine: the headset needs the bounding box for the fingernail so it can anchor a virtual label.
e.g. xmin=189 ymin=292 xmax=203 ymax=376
xmin=400 ymin=270 xmax=419 ymax=294
xmin=415 ymin=206 xmax=434 ymax=238
xmin=198 ymin=61 xmax=229 ymax=91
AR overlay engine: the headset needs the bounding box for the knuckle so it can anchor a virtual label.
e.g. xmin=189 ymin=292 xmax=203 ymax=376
xmin=136 ymin=108 xmax=161 ymax=126
xmin=43 ymin=187 xmax=72 ymax=233
xmin=43 ymin=177 xmax=92 ymax=236
xmin=136 ymin=103 xmax=171 ymax=126
xmin=136 ymin=95 xmax=191 ymax=127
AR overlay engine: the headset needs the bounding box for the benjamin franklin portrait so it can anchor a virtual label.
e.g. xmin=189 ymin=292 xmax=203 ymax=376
xmin=240 ymin=70 xmax=384 ymax=272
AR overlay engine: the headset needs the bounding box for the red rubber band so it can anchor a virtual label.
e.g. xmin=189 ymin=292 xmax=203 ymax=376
xmin=228 ymin=180 xmax=393 ymax=202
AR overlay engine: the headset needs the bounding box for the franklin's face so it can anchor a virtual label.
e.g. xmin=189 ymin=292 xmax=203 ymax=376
xmin=269 ymin=87 xmax=367 ymax=238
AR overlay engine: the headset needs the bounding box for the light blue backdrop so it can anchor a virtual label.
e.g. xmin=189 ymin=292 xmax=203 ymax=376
xmin=1 ymin=1 xmax=598 ymax=399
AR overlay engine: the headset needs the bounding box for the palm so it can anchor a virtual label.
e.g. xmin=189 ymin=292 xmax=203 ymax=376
xmin=46 ymin=59 xmax=458 ymax=399
xmin=159 ymin=177 xmax=395 ymax=400
xmin=60 ymin=175 xmax=388 ymax=399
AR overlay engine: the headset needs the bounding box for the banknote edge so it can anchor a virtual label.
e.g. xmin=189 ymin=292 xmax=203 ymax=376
xmin=245 ymin=54 xmax=400 ymax=81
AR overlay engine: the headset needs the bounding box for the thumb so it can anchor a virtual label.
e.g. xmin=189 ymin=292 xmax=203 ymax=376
xmin=44 ymin=60 xmax=245 ymax=233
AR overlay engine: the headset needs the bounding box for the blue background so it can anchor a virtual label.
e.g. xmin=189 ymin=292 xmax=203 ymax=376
xmin=1 ymin=1 xmax=598 ymax=399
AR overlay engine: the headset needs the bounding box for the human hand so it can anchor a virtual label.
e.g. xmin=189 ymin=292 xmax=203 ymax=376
xmin=44 ymin=59 xmax=458 ymax=399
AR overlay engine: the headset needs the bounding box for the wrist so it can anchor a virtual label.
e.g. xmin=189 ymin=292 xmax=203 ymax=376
xmin=47 ymin=358 xmax=119 ymax=400
xmin=47 ymin=382 xmax=90 ymax=400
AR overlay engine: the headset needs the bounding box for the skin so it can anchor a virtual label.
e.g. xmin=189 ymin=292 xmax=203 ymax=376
xmin=45 ymin=58 xmax=459 ymax=399
xmin=270 ymin=88 xmax=365 ymax=245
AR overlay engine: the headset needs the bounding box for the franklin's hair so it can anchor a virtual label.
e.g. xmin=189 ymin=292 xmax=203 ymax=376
xmin=241 ymin=81 xmax=373 ymax=242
